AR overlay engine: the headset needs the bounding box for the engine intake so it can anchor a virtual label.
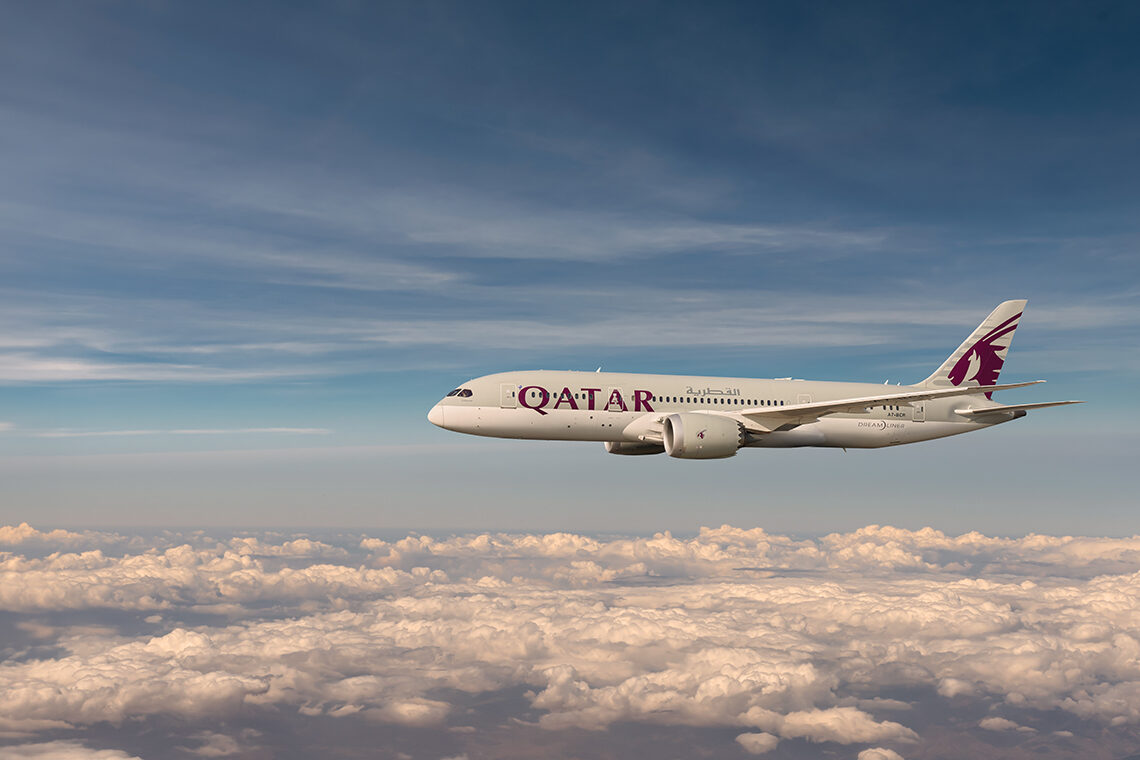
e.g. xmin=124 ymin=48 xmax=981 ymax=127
xmin=662 ymin=413 xmax=746 ymax=459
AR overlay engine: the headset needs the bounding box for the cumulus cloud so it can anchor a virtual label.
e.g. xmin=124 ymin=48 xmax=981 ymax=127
xmin=0 ymin=545 xmax=432 ymax=612
xmin=0 ymin=524 xmax=122 ymax=549
xmin=176 ymin=730 xmax=260 ymax=757
xmin=978 ymin=716 xmax=1032 ymax=732
xmin=4 ymin=524 xmax=1140 ymax=757
xmin=735 ymin=732 xmax=779 ymax=754
xmin=0 ymin=524 xmax=155 ymax=555
xmin=857 ymin=749 xmax=905 ymax=760
xmin=0 ymin=742 xmax=142 ymax=759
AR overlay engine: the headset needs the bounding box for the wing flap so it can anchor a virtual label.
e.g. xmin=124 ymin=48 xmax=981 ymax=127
xmin=954 ymin=400 xmax=1084 ymax=416
xmin=739 ymin=380 xmax=1044 ymax=431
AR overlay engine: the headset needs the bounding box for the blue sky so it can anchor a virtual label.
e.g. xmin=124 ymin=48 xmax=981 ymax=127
xmin=1 ymin=1 xmax=1137 ymax=532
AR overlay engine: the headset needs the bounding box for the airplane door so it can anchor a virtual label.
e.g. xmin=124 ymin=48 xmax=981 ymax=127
xmin=604 ymin=387 xmax=627 ymax=412
xmin=913 ymin=402 xmax=925 ymax=422
xmin=500 ymin=384 xmax=517 ymax=409
xmin=797 ymin=393 xmax=812 ymax=405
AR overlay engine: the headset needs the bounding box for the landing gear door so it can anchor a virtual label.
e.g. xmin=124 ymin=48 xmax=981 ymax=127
xmin=500 ymin=384 xmax=517 ymax=409
xmin=912 ymin=402 xmax=925 ymax=422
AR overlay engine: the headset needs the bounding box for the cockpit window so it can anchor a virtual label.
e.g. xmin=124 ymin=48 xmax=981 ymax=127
xmin=446 ymin=389 xmax=461 ymax=397
xmin=457 ymin=389 xmax=473 ymax=398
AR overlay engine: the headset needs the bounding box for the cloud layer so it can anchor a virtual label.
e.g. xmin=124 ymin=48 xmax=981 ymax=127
xmin=4 ymin=523 xmax=1140 ymax=757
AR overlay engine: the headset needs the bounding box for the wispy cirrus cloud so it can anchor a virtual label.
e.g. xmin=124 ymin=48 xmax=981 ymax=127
xmin=0 ymin=352 xmax=322 ymax=384
xmin=0 ymin=742 xmax=143 ymax=759
xmin=2 ymin=284 xmax=1134 ymax=384
xmin=33 ymin=428 xmax=331 ymax=439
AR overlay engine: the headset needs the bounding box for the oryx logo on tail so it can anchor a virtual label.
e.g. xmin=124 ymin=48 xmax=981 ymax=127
xmin=919 ymin=299 xmax=1027 ymax=398
xmin=947 ymin=312 xmax=1021 ymax=399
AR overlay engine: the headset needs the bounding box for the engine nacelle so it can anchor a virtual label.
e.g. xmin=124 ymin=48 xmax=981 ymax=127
xmin=604 ymin=441 xmax=665 ymax=456
xmin=662 ymin=413 xmax=744 ymax=459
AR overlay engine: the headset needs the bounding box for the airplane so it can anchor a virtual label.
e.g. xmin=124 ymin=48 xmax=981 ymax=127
xmin=427 ymin=300 xmax=1082 ymax=459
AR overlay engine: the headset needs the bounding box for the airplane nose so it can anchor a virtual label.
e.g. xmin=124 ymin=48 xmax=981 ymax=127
xmin=427 ymin=404 xmax=445 ymax=428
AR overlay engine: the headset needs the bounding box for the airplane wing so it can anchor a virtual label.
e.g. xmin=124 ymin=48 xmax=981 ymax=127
xmin=953 ymin=400 xmax=1084 ymax=416
xmin=733 ymin=380 xmax=1045 ymax=433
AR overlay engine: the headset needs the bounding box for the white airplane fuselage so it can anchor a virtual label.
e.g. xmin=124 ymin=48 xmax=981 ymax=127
xmin=428 ymin=370 xmax=1014 ymax=451
xmin=428 ymin=301 xmax=1080 ymax=459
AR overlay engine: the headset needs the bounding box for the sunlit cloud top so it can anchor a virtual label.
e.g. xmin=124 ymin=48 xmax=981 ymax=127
xmin=3 ymin=523 xmax=1140 ymax=757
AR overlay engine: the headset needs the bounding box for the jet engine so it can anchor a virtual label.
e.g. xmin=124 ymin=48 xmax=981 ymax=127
xmin=662 ymin=413 xmax=745 ymax=459
xmin=604 ymin=441 xmax=665 ymax=456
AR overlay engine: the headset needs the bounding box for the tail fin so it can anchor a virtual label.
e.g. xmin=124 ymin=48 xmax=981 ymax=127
xmin=920 ymin=300 xmax=1026 ymax=398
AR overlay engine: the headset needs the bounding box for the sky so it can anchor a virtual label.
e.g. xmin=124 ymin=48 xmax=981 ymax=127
xmin=3 ymin=4 xmax=1140 ymax=759
xmin=1 ymin=1 xmax=1138 ymax=532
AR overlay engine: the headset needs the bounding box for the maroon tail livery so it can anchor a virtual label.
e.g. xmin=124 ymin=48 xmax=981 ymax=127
xmin=946 ymin=312 xmax=1021 ymax=399
xmin=920 ymin=300 xmax=1026 ymax=398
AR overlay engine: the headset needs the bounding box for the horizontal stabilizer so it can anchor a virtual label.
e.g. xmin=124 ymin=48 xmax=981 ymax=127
xmin=954 ymin=400 xmax=1085 ymax=416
